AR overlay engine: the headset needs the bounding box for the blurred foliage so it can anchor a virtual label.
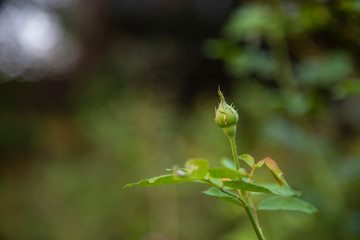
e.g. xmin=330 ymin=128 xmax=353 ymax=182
xmin=0 ymin=0 xmax=360 ymax=240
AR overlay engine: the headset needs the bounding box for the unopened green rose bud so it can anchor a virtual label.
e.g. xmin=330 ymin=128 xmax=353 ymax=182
xmin=215 ymin=89 xmax=239 ymax=138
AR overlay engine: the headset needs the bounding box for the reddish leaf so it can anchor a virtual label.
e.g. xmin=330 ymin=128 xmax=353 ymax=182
xmin=259 ymin=157 xmax=285 ymax=187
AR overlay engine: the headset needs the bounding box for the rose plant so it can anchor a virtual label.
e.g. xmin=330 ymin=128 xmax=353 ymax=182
xmin=125 ymin=89 xmax=317 ymax=240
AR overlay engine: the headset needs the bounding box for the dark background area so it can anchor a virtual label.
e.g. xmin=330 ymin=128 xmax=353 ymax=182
xmin=1 ymin=0 xmax=360 ymax=239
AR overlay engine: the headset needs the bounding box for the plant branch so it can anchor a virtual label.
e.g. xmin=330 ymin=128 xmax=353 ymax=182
xmin=228 ymin=134 xmax=265 ymax=240
xmin=244 ymin=204 xmax=266 ymax=240
xmin=205 ymin=180 xmax=245 ymax=206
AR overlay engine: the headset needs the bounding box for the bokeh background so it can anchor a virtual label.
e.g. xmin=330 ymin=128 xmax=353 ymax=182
xmin=1 ymin=0 xmax=360 ymax=239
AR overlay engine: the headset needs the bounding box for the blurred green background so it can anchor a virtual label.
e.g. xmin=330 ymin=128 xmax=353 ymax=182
xmin=1 ymin=0 xmax=360 ymax=239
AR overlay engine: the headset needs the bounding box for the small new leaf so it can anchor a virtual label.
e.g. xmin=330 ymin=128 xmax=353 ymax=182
xmin=254 ymin=161 xmax=264 ymax=168
xmin=239 ymin=154 xmax=255 ymax=168
xmin=259 ymin=157 xmax=285 ymax=187
xmin=258 ymin=196 xmax=318 ymax=214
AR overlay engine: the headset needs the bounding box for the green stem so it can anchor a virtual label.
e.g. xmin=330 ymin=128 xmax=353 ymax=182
xmin=247 ymin=168 xmax=255 ymax=183
xmin=228 ymin=136 xmax=240 ymax=170
xmin=228 ymin=136 xmax=265 ymax=240
xmin=205 ymin=180 xmax=246 ymax=206
xmin=244 ymin=205 xmax=266 ymax=240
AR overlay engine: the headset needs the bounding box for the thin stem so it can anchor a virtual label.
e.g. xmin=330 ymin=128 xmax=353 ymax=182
xmin=220 ymin=188 xmax=246 ymax=206
xmin=228 ymin=136 xmax=240 ymax=170
xmin=248 ymin=194 xmax=260 ymax=224
xmin=244 ymin=205 xmax=266 ymax=240
xmin=208 ymin=179 xmax=265 ymax=240
xmin=228 ymin=135 xmax=265 ymax=240
xmin=246 ymin=168 xmax=259 ymax=222
xmin=247 ymin=168 xmax=255 ymax=183
xmin=205 ymin=180 xmax=245 ymax=206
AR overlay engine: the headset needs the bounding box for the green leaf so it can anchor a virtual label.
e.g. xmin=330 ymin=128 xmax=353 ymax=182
xmin=239 ymin=154 xmax=254 ymax=168
xmin=258 ymin=196 xmax=318 ymax=214
xmin=125 ymin=159 xmax=210 ymax=188
xmin=256 ymin=183 xmax=301 ymax=197
xmin=208 ymin=167 xmax=248 ymax=179
xmin=208 ymin=178 xmax=224 ymax=187
xmin=203 ymin=187 xmax=243 ymax=207
xmin=223 ymin=181 xmax=273 ymax=194
xmin=124 ymin=174 xmax=193 ymax=188
xmin=185 ymin=159 xmax=209 ymax=179
xmin=254 ymin=160 xmax=264 ymax=168
xmin=222 ymin=180 xmax=301 ymax=197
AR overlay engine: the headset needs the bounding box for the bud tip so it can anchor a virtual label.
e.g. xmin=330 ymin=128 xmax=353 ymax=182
xmin=217 ymin=86 xmax=225 ymax=101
